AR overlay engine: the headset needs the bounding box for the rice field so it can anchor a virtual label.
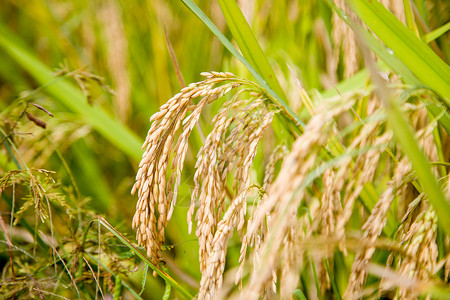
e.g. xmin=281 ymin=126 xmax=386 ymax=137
xmin=0 ymin=0 xmax=449 ymax=299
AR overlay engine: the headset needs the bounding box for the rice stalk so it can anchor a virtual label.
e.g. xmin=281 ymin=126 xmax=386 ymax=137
xmin=98 ymin=1 xmax=131 ymax=122
xmin=239 ymin=97 xmax=356 ymax=299
xmin=132 ymin=72 xmax=276 ymax=282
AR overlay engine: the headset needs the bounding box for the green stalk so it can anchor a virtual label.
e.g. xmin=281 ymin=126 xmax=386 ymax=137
xmin=345 ymin=0 xmax=450 ymax=103
xmin=384 ymin=94 xmax=450 ymax=235
xmin=328 ymin=0 xmax=450 ymax=135
xmin=424 ymin=22 xmax=450 ymax=43
xmin=180 ymin=0 xmax=304 ymax=130
xmin=217 ymin=0 xmax=287 ymax=102
xmin=97 ymin=217 xmax=194 ymax=299
xmin=324 ymin=259 xmax=342 ymax=300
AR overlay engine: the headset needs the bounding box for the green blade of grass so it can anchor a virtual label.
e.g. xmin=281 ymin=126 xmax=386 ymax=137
xmin=385 ymin=95 xmax=450 ymax=236
xmin=402 ymin=0 xmax=419 ymax=36
xmin=293 ymin=289 xmax=308 ymax=300
xmin=325 ymin=1 xmax=450 ymax=135
xmin=85 ymin=253 xmax=145 ymax=300
xmin=324 ymin=259 xmax=342 ymax=300
xmin=329 ymin=1 xmax=420 ymax=86
xmin=217 ymin=0 xmax=287 ymax=102
xmin=424 ymin=22 xmax=450 ymax=43
xmin=179 ymin=0 xmax=304 ymax=129
xmin=97 ymin=217 xmax=194 ymax=299
xmin=310 ymin=258 xmax=323 ymax=300
xmin=363 ymin=54 xmax=450 ymax=236
xmin=0 ymin=23 xmax=143 ymax=161
xmin=345 ymin=0 xmax=450 ymax=103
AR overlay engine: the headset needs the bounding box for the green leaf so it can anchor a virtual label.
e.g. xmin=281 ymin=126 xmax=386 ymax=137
xmin=310 ymin=258 xmax=323 ymax=300
xmin=180 ymin=0 xmax=304 ymax=129
xmin=324 ymin=259 xmax=342 ymax=300
xmin=217 ymin=0 xmax=287 ymax=102
xmin=384 ymin=92 xmax=450 ymax=236
xmin=345 ymin=0 xmax=450 ymax=104
xmin=98 ymin=217 xmax=194 ymax=299
xmin=293 ymin=289 xmax=308 ymax=300
xmin=0 ymin=22 xmax=143 ymax=161
xmin=423 ymin=22 xmax=450 ymax=44
xmin=326 ymin=1 xmax=450 ymax=135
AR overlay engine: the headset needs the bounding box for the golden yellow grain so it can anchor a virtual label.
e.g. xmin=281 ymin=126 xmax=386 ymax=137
xmin=396 ymin=207 xmax=438 ymax=299
xmin=98 ymin=2 xmax=131 ymax=122
xmin=240 ymin=97 xmax=356 ymax=299
xmin=332 ymin=0 xmax=359 ymax=78
xmin=132 ymin=72 xmax=240 ymax=265
xmin=344 ymin=185 xmax=394 ymax=299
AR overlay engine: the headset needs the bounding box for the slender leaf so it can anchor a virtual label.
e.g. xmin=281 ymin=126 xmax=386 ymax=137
xmin=293 ymin=289 xmax=308 ymax=300
xmin=402 ymin=0 xmax=419 ymax=36
xmin=217 ymin=0 xmax=287 ymax=101
xmin=424 ymin=22 xmax=450 ymax=43
xmin=97 ymin=217 xmax=194 ymax=299
xmin=345 ymin=0 xmax=450 ymax=103
xmin=384 ymin=94 xmax=450 ymax=236
xmin=0 ymin=23 xmax=143 ymax=161
xmin=179 ymin=0 xmax=304 ymax=129
xmin=324 ymin=259 xmax=342 ymax=300
xmin=310 ymin=258 xmax=323 ymax=300
xmin=328 ymin=1 xmax=450 ymax=135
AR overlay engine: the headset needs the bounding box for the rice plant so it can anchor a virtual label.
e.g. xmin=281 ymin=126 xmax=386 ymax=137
xmin=1 ymin=0 xmax=449 ymax=299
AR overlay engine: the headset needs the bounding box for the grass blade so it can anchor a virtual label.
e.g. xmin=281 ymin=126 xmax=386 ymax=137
xmin=310 ymin=258 xmax=323 ymax=300
xmin=180 ymin=0 xmax=304 ymax=129
xmin=293 ymin=289 xmax=308 ymax=300
xmin=424 ymin=22 xmax=450 ymax=43
xmin=364 ymin=53 xmax=450 ymax=236
xmin=217 ymin=0 xmax=287 ymax=101
xmin=328 ymin=1 xmax=450 ymax=135
xmin=345 ymin=0 xmax=450 ymax=103
xmin=97 ymin=217 xmax=194 ymax=299
xmin=0 ymin=23 xmax=143 ymax=161
xmin=324 ymin=259 xmax=342 ymax=300
xmin=384 ymin=94 xmax=450 ymax=236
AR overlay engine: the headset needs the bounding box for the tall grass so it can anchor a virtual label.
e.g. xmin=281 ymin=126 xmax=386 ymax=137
xmin=0 ymin=0 xmax=449 ymax=299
